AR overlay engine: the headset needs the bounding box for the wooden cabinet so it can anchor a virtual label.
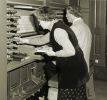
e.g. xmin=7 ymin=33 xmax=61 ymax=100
xmin=7 ymin=61 xmax=46 ymax=100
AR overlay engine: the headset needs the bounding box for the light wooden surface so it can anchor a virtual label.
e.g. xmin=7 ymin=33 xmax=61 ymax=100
xmin=0 ymin=0 xmax=7 ymax=100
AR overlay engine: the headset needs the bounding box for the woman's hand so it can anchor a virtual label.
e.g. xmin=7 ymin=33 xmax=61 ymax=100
xmin=35 ymin=47 xmax=55 ymax=56
xmin=14 ymin=37 xmax=29 ymax=44
xmin=45 ymin=50 xmax=55 ymax=56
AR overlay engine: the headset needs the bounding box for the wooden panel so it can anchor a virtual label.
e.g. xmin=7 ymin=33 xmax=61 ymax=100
xmin=69 ymin=0 xmax=79 ymax=7
xmin=95 ymin=0 xmax=106 ymax=67
xmin=51 ymin=0 xmax=65 ymax=3
xmin=7 ymin=0 xmax=44 ymax=6
xmin=65 ymin=0 xmax=70 ymax=5
xmin=96 ymin=1 xmax=106 ymax=29
xmin=90 ymin=0 xmax=106 ymax=67
xmin=46 ymin=0 xmax=66 ymax=8
xmin=10 ymin=69 xmax=20 ymax=88
xmin=89 ymin=0 xmax=106 ymax=29
xmin=27 ymin=62 xmax=36 ymax=80
xmin=94 ymin=33 xmax=106 ymax=67
xmin=106 ymin=34 xmax=107 ymax=54
xmin=80 ymin=0 xmax=89 ymax=8
xmin=80 ymin=9 xmax=89 ymax=25
xmin=95 ymin=34 xmax=101 ymax=54
xmin=94 ymin=66 xmax=107 ymax=80
xmin=89 ymin=0 xmax=96 ymax=30
xmin=89 ymin=0 xmax=96 ymax=65
xmin=0 ymin=0 xmax=7 ymax=100
xmin=20 ymin=66 xmax=28 ymax=84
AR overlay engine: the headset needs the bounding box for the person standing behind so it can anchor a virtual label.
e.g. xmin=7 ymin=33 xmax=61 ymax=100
xmin=65 ymin=6 xmax=95 ymax=100
xmin=65 ymin=6 xmax=92 ymax=72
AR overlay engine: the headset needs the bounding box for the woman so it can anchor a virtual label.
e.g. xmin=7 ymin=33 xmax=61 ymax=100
xmin=17 ymin=6 xmax=89 ymax=100
xmin=65 ymin=6 xmax=94 ymax=100
xmin=65 ymin=6 xmax=92 ymax=73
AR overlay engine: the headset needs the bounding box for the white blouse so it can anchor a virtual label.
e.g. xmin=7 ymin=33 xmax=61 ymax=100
xmin=54 ymin=28 xmax=75 ymax=57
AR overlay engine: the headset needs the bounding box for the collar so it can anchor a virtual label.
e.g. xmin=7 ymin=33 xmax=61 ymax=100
xmin=73 ymin=18 xmax=82 ymax=24
xmin=48 ymin=20 xmax=58 ymax=31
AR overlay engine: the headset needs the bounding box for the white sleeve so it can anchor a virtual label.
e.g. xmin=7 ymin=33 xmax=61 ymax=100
xmin=54 ymin=28 xmax=75 ymax=57
xmin=29 ymin=32 xmax=50 ymax=45
xmin=70 ymin=25 xmax=85 ymax=51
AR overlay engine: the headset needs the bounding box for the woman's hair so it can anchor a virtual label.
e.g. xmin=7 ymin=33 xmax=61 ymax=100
xmin=34 ymin=6 xmax=56 ymax=21
xmin=66 ymin=6 xmax=82 ymax=17
xmin=31 ymin=13 xmax=50 ymax=35
xmin=63 ymin=9 xmax=72 ymax=26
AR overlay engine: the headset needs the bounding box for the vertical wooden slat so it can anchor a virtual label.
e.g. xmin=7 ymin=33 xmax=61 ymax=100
xmin=0 ymin=0 xmax=7 ymax=100
xmin=90 ymin=0 xmax=106 ymax=67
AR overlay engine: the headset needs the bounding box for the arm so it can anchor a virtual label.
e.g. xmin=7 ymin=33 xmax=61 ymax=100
xmin=70 ymin=25 xmax=84 ymax=50
xmin=29 ymin=32 xmax=50 ymax=45
xmin=54 ymin=28 xmax=75 ymax=57
xmin=16 ymin=32 xmax=50 ymax=45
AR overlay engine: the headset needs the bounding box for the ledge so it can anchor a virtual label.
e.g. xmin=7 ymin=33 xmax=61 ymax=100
xmin=7 ymin=55 xmax=43 ymax=72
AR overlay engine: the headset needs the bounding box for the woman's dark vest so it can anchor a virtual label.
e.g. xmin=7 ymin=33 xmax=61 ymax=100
xmin=50 ymin=20 xmax=89 ymax=88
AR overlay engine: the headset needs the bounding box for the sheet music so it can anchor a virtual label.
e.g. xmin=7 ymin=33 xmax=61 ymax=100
xmin=17 ymin=16 xmax=36 ymax=33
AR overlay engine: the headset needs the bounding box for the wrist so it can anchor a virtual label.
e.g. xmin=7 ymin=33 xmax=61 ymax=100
xmin=23 ymin=39 xmax=29 ymax=43
xmin=53 ymin=51 xmax=56 ymax=56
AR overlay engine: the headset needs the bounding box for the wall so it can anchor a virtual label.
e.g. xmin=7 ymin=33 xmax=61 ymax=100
xmin=0 ymin=0 xmax=7 ymax=100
